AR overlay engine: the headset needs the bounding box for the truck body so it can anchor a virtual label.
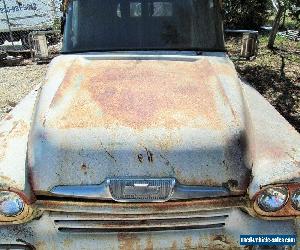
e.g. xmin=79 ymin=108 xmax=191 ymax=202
xmin=0 ymin=0 xmax=300 ymax=249
xmin=0 ymin=0 xmax=60 ymax=45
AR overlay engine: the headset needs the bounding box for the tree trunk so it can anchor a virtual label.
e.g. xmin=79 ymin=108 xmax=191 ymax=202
xmin=268 ymin=4 xmax=285 ymax=49
xmin=281 ymin=7 xmax=287 ymax=30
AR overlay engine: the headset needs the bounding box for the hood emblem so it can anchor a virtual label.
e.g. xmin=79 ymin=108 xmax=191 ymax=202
xmin=107 ymin=178 xmax=176 ymax=202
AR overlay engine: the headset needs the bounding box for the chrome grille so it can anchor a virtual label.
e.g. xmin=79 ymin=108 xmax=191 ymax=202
xmin=107 ymin=178 xmax=176 ymax=202
xmin=49 ymin=209 xmax=230 ymax=233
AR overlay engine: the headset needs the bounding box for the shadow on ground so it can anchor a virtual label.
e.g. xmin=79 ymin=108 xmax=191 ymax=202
xmin=237 ymin=65 xmax=300 ymax=132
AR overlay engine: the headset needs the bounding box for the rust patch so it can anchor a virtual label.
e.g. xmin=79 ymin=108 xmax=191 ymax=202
xmin=0 ymin=175 xmax=13 ymax=182
xmin=0 ymin=176 xmax=17 ymax=189
xmin=207 ymin=235 xmax=236 ymax=250
xmin=256 ymin=139 xmax=288 ymax=160
xmin=0 ymin=120 xmax=29 ymax=161
xmin=63 ymin=239 xmax=72 ymax=248
xmin=3 ymin=114 xmax=13 ymax=121
xmin=145 ymin=236 xmax=153 ymax=250
xmin=118 ymin=233 xmax=142 ymax=250
xmin=171 ymin=241 xmax=178 ymax=250
xmin=184 ymin=236 xmax=192 ymax=249
xmin=37 ymin=196 xmax=247 ymax=214
xmin=46 ymin=59 xmax=236 ymax=130
xmin=35 ymin=241 xmax=47 ymax=250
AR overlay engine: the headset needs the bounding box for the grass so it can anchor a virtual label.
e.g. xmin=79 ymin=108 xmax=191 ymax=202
xmin=266 ymin=12 xmax=299 ymax=30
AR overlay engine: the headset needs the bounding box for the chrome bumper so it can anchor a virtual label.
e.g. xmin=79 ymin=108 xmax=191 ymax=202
xmin=0 ymin=205 xmax=297 ymax=250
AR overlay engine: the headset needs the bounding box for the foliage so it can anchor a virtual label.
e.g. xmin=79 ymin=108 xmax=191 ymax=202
xmin=272 ymin=0 xmax=299 ymax=28
xmin=287 ymin=0 xmax=300 ymax=27
xmin=267 ymin=0 xmax=299 ymax=49
xmin=226 ymin=35 xmax=300 ymax=132
xmin=223 ymin=0 xmax=272 ymax=30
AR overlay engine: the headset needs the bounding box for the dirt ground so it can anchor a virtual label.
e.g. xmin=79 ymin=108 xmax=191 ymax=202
xmin=0 ymin=36 xmax=299 ymax=132
xmin=0 ymin=62 xmax=48 ymax=120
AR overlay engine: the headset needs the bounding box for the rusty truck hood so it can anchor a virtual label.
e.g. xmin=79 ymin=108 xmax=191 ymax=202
xmin=28 ymin=53 xmax=251 ymax=194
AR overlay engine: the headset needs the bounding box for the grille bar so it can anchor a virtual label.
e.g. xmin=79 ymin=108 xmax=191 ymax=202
xmin=54 ymin=216 xmax=227 ymax=229
xmin=50 ymin=209 xmax=230 ymax=221
xmin=57 ymin=224 xmax=225 ymax=233
xmin=50 ymin=209 xmax=229 ymax=233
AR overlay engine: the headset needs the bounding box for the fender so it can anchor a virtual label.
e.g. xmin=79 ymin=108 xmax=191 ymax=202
xmin=242 ymin=82 xmax=300 ymax=198
xmin=0 ymin=88 xmax=40 ymax=203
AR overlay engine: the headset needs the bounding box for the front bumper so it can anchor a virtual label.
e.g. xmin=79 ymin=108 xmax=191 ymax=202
xmin=0 ymin=198 xmax=298 ymax=249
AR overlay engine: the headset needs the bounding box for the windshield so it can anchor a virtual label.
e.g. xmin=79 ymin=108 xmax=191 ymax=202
xmin=62 ymin=0 xmax=225 ymax=53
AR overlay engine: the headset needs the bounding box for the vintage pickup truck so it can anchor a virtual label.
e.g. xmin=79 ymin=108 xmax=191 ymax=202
xmin=0 ymin=0 xmax=300 ymax=249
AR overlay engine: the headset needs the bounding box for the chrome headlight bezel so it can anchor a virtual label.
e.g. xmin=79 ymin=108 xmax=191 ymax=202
xmin=0 ymin=190 xmax=38 ymax=225
xmin=254 ymin=184 xmax=300 ymax=218
xmin=256 ymin=186 xmax=289 ymax=212
xmin=0 ymin=191 xmax=25 ymax=217
xmin=291 ymin=189 xmax=300 ymax=211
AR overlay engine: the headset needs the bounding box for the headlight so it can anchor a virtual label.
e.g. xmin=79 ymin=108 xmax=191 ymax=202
xmin=0 ymin=191 xmax=24 ymax=217
xmin=257 ymin=187 xmax=288 ymax=212
xmin=291 ymin=190 xmax=300 ymax=210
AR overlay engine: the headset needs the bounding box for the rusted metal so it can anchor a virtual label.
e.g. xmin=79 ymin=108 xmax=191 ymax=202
xmin=0 ymin=49 xmax=299 ymax=248
xmin=48 ymin=58 xmax=227 ymax=129
xmin=0 ymin=206 xmax=297 ymax=249
xmin=35 ymin=196 xmax=248 ymax=214
xmin=28 ymin=53 xmax=251 ymax=195
xmin=0 ymin=0 xmax=299 ymax=247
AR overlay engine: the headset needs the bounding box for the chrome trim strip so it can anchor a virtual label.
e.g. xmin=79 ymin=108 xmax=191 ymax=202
xmin=50 ymin=178 xmax=230 ymax=202
xmin=172 ymin=185 xmax=229 ymax=199
xmin=51 ymin=184 xmax=112 ymax=200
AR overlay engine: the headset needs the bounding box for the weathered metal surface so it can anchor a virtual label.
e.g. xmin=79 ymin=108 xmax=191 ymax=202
xmin=47 ymin=59 xmax=225 ymax=130
xmin=241 ymin=83 xmax=300 ymax=198
xmin=0 ymin=50 xmax=300 ymax=247
xmin=35 ymin=196 xmax=248 ymax=214
xmin=0 ymin=207 xmax=296 ymax=249
xmin=0 ymin=88 xmax=39 ymax=199
xmin=28 ymin=52 xmax=251 ymax=194
xmin=0 ymin=88 xmax=42 ymax=224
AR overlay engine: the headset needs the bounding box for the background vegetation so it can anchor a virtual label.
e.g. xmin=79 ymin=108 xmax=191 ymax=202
xmin=224 ymin=0 xmax=300 ymax=131
xmin=223 ymin=0 xmax=272 ymax=29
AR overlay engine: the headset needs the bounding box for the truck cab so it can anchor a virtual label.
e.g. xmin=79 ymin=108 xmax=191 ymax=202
xmin=0 ymin=0 xmax=300 ymax=249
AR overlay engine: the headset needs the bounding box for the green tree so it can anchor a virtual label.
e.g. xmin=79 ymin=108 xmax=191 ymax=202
xmin=223 ymin=0 xmax=272 ymax=30
xmin=268 ymin=0 xmax=286 ymax=49
xmin=288 ymin=0 xmax=300 ymax=26
xmin=268 ymin=0 xmax=299 ymax=48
